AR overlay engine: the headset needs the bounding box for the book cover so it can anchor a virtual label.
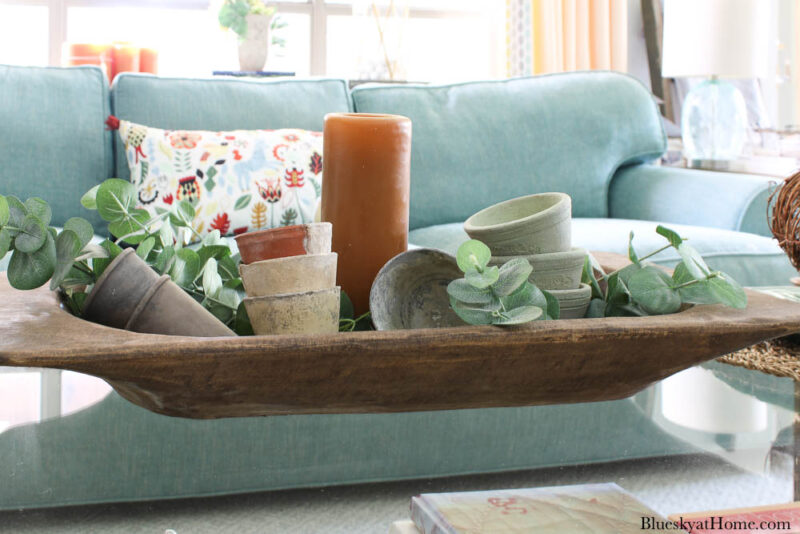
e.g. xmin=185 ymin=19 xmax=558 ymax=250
xmin=410 ymin=483 xmax=681 ymax=534
xmin=668 ymin=502 xmax=800 ymax=533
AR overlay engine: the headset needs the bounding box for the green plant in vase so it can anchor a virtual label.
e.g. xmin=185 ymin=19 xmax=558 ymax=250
xmin=447 ymin=239 xmax=560 ymax=325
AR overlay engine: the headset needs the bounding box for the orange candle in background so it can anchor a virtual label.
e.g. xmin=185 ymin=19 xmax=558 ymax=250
xmin=321 ymin=113 xmax=412 ymax=315
xmin=110 ymin=42 xmax=140 ymax=82
xmin=63 ymin=43 xmax=111 ymax=80
xmin=139 ymin=48 xmax=159 ymax=75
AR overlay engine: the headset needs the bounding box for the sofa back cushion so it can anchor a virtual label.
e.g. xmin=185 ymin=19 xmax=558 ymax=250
xmin=0 ymin=65 xmax=112 ymax=227
xmin=351 ymin=72 xmax=666 ymax=230
xmin=111 ymin=74 xmax=351 ymax=183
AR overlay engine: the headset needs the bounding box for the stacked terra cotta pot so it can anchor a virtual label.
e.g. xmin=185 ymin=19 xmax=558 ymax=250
xmin=235 ymin=222 xmax=341 ymax=335
xmin=463 ymin=192 xmax=591 ymax=319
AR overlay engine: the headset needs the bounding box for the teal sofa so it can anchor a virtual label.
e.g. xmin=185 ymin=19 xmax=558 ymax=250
xmin=0 ymin=65 xmax=794 ymax=510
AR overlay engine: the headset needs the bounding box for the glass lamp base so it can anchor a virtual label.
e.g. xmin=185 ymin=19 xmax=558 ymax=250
xmin=681 ymin=78 xmax=748 ymax=161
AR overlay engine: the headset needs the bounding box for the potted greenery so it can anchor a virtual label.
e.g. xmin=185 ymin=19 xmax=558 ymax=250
xmin=218 ymin=0 xmax=277 ymax=71
xmin=0 ymin=179 xmax=249 ymax=336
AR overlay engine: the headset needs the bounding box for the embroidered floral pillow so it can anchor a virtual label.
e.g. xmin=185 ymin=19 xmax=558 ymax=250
xmin=114 ymin=118 xmax=323 ymax=240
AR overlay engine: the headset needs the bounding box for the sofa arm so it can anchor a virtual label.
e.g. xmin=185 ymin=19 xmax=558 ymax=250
xmin=608 ymin=164 xmax=780 ymax=237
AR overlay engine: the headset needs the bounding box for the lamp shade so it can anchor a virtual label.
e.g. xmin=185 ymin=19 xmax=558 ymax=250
xmin=662 ymin=0 xmax=771 ymax=79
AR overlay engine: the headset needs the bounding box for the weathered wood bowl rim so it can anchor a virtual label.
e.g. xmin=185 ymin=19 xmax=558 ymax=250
xmin=1 ymin=252 xmax=799 ymax=419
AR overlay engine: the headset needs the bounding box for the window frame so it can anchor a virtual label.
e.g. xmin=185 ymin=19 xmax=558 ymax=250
xmin=0 ymin=0 xmax=504 ymax=77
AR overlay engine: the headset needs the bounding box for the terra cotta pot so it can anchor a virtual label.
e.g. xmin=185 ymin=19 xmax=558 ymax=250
xmin=83 ymin=248 xmax=235 ymax=337
xmin=235 ymin=222 xmax=332 ymax=265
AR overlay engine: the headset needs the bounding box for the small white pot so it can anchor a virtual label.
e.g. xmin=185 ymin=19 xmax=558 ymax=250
xmin=240 ymin=253 xmax=338 ymax=298
xmin=238 ymin=13 xmax=272 ymax=71
xmin=490 ymin=248 xmax=587 ymax=290
xmin=244 ymin=287 xmax=341 ymax=335
xmin=548 ymin=283 xmax=592 ymax=319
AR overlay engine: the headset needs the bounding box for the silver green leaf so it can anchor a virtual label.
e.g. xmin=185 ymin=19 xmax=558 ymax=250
xmin=627 ymin=265 xmax=681 ymax=315
xmin=446 ymin=278 xmax=493 ymax=304
xmin=456 ymin=239 xmax=491 ymax=273
xmin=492 ymin=257 xmax=533 ymax=296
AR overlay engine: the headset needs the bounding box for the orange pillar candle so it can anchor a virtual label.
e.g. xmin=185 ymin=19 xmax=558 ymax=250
xmin=139 ymin=47 xmax=159 ymax=75
xmin=110 ymin=42 xmax=140 ymax=82
xmin=63 ymin=43 xmax=112 ymax=80
xmin=321 ymin=113 xmax=412 ymax=315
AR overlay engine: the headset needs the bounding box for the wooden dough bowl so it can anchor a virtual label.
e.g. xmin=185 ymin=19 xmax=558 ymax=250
xmin=1 ymin=252 xmax=799 ymax=419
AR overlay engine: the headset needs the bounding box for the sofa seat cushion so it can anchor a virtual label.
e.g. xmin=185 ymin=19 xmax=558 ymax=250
xmin=408 ymin=218 xmax=796 ymax=287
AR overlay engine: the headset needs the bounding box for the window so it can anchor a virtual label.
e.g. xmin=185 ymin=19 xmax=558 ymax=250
xmin=0 ymin=0 xmax=505 ymax=80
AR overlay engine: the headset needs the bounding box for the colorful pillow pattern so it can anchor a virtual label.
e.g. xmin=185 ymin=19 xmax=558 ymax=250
xmin=115 ymin=119 xmax=323 ymax=239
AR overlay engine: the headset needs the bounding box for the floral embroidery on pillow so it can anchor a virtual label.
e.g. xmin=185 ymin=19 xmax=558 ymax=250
xmin=114 ymin=118 xmax=323 ymax=242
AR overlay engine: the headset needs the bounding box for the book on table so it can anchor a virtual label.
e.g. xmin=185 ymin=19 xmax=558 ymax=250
xmin=409 ymin=483 xmax=682 ymax=533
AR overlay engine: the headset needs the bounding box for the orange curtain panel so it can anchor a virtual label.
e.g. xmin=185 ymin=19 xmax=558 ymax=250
xmin=506 ymin=0 xmax=627 ymax=77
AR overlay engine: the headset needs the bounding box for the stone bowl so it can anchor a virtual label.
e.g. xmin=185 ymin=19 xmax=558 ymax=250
xmin=239 ymin=253 xmax=337 ymax=298
xmin=548 ymin=283 xmax=592 ymax=319
xmin=490 ymin=248 xmax=587 ymax=291
xmin=244 ymin=287 xmax=340 ymax=336
xmin=370 ymin=248 xmax=464 ymax=331
xmin=463 ymin=192 xmax=571 ymax=255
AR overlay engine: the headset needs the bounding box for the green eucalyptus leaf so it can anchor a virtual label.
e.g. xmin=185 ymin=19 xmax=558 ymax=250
xmin=14 ymin=214 xmax=47 ymax=253
xmin=339 ymin=290 xmax=355 ymax=320
xmin=224 ymin=278 xmax=243 ymax=290
xmin=705 ymin=272 xmax=747 ymax=309
xmin=677 ymin=242 xmax=711 ymax=280
xmin=159 ymin=221 xmax=174 ymax=247
xmin=96 ymin=179 xmax=137 ymax=222
xmin=92 ymin=257 xmax=112 ymax=278
xmin=0 ymin=196 xmax=8 ymax=226
xmin=7 ymin=233 xmax=56 ymax=290
xmin=136 ymin=236 xmax=156 ymax=261
xmin=4 ymin=196 xmax=27 ymax=237
xmin=154 ymin=246 xmax=176 ymax=274
xmin=492 ymin=305 xmax=543 ymax=325
xmin=61 ymin=264 xmax=94 ymax=289
xmin=581 ymin=254 xmax=603 ymax=300
xmin=50 ymin=229 xmax=82 ymax=290
xmin=628 ymin=231 xmax=640 ymax=265
xmin=656 ymin=225 xmax=683 ymax=247
xmin=217 ymin=255 xmax=239 ymax=281
xmin=202 ymin=257 xmax=223 ymax=298
xmin=99 ymin=239 xmax=123 ymax=258
xmin=501 ymin=282 xmax=546 ymax=310
xmin=81 ymin=184 xmax=100 ymax=210
xmin=0 ymin=229 xmax=10 ymax=259
xmin=197 ymin=245 xmax=232 ymax=266
xmin=64 ymin=217 xmax=94 ymax=248
xmin=493 ymin=257 xmax=533 ymax=296
xmin=465 ymin=265 xmax=499 ymax=289
xmin=234 ymin=300 xmax=254 ymax=336
xmin=543 ymin=289 xmax=560 ymax=320
xmin=215 ymin=286 xmax=240 ymax=309
xmin=24 ymin=198 xmax=51 ymax=227
xmin=447 ymin=278 xmax=493 ymax=304
xmin=206 ymin=302 xmax=234 ymax=324
xmin=170 ymin=248 xmax=200 ymax=288
xmin=456 ymin=239 xmax=491 ymax=273
xmin=203 ymin=230 xmax=224 ymax=246
xmin=627 ymin=265 xmax=681 ymax=315
xmin=175 ymin=200 xmax=196 ymax=225
xmin=108 ymin=209 xmax=150 ymax=244
xmin=450 ymin=299 xmax=495 ymax=325
xmin=585 ymin=298 xmax=606 ymax=318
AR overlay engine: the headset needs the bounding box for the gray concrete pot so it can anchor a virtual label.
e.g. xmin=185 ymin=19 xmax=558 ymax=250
xmin=370 ymin=248 xmax=464 ymax=331
xmin=244 ymin=287 xmax=340 ymax=335
xmin=548 ymin=283 xmax=592 ymax=319
xmin=490 ymin=248 xmax=586 ymax=290
xmin=83 ymin=249 xmax=235 ymax=337
xmin=463 ymin=192 xmax=571 ymax=255
xmin=239 ymin=253 xmax=337 ymax=298
xmin=238 ymin=13 xmax=272 ymax=72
